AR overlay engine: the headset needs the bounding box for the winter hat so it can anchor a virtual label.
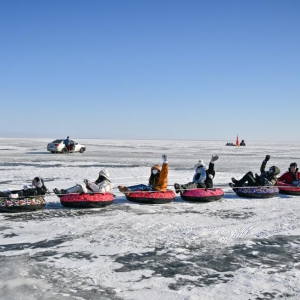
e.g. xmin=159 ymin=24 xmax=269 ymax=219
xmin=99 ymin=169 xmax=109 ymax=179
xmin=194 ymin=160 xmax=205 ymax=171
xmin=151 ymin=164 xmax=162 ymax=172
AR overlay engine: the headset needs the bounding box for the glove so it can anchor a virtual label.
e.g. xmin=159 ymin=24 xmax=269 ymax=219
xmin=293 ymin=180 xmax=300 ymax=186
xmin=208 ymin=174 xmax=214 ymax=179
xmin=210 ymin=155 xmax=219 ymax=163
xmin=255 ymin=173 xmax=259 ymax=178
xmin=9 ymin=193 xmax=19 ymax=199
xmin=23 ymin=185 xmax=28 ymax=190
xmin=264 ymin=155 xmax=270 ymax=162
xmin=83 ymin=179 xmax=89 ymax=185
xmin=162 ymin=154 xmax=168 ymax=164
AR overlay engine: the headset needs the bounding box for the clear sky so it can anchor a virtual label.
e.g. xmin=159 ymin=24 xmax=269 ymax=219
xmin=0 ymin=0 xmax=299 ymax=141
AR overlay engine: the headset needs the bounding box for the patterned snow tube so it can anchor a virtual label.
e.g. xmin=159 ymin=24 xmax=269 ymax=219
xmin=126 ymin=190 xmax=176 ymax=204
xmin=232 ymin=186 xmax=279 ymax=198
xmin=0 ymin=197 xmax=46 ymax=213
xmin=181 ymin=188 xmax=224 ymax=202
xmin=59 ymin=193 xmax=114 ymax=208
xmin=278 ymin=182 xmax=300 ymax=195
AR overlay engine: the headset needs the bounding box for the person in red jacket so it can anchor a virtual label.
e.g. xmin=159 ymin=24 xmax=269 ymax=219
xmin=278 ymin=162 xmax=300 ymax=185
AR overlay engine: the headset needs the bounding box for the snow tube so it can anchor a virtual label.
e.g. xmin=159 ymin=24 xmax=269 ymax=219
xmin=0 ymin=196 xmax=46 ymax=213
xmin=181 ymin=188 xmax=224 ymax=202
xmin=126 ymin=190 xmax=175 ymax=204
xmin=278 ymin=182 xmax=300 ymax=195
xmin=232 ymin=186 xmax=279 ymax=198
xmin=59 ymin=193 xmax=114 ymax=208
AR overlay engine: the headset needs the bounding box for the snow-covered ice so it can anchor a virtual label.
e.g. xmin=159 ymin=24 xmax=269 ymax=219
xmin=1 ymin=138 xmax=300 ymax=300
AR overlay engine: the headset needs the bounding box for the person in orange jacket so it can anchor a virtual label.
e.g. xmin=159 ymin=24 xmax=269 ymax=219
xmin=118 ymin=155 xmax=168 ymax=194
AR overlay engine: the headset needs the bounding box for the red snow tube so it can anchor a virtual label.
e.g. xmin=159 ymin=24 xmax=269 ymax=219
xmin=278 ymin=182 xmax=300 ymax=195
xmin=232 ymin=186 xmax=279 ymax=198
xmin=0 ymin=197 xmax=46 ymax=213
xmin=181 ymin=188 xmax=224 ymax=202
xmin=126 ymin=190 xmax=175 ymax=204
xmin=59 ymin=193 xmax=114 ymax=208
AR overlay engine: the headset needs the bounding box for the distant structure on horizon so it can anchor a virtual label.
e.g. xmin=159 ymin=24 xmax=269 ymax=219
xmin=226 ymin=139 xmax=246 ymax=147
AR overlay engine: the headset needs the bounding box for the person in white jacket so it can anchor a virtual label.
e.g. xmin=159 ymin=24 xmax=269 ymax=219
xmin=53 ymin=169 xmax=113 ymax=195
xmin=174 ymin=155 xmax=219 ymax=194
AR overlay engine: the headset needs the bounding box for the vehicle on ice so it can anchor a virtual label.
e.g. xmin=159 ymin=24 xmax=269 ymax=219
xmin=47 ymin=139 xmax=86 ymax=153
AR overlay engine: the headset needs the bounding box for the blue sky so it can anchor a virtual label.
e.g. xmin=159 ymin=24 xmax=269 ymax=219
xmin=0 ymin=0 xmax=299 ymax=141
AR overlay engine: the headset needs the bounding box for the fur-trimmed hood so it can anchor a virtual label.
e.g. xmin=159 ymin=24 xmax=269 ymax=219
xmin=270 ymin=166 xmax=280 ymax=176
xmin=194 ymin=160 xmax=206 ymax=171
xmin=151 ymin=164 xmax=162 ymax=172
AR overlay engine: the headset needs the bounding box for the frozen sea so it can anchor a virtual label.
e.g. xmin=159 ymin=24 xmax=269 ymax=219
xmin=1 ymin=138 xmax=300 ymax=300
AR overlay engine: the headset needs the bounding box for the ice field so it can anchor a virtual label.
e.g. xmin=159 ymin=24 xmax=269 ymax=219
xmin=1 ymin=138 xmax=300 ymax=300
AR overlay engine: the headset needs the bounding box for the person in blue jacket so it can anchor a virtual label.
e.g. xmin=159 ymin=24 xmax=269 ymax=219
xmin=64 ymin=136 xmax=70 ymax=152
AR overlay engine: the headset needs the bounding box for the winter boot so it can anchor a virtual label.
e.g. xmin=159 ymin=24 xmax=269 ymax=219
xmin=231 ymin=177 xmax=238 ymax=184
xmin=118 ymin=185 xmax=130 ymax=195
xmin=53 ymin=188 xmax=61 ymax=195
xmin=174 ymin=183 xmax=182 ymax=194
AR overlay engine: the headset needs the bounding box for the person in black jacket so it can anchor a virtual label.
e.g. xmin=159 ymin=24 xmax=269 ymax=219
xmin=174 ymin=155 xmax=219 ymax=194
xmin=229 ymin=155 xmax=280 ymax=187
xmin=0 ymin=177 xmax=48 ymax=198
xmin=204 ymin=155 xmax=218 ymax=188
xmin=240 ymin=139 xmax=246 ymax=146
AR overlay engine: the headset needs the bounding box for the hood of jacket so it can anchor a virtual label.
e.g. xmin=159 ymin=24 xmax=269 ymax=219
xmin=151 ymin=164 xmax=162 ymax=172
xmin=194 ymin=160 xmax=205 ymax=171
xmin=270 ymin=166 xmax=280 ymax=176
xmin=99 ymin=169 xmax=109 ymax=179
xmin=32 ymin=177 xmax=44 ymax=188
